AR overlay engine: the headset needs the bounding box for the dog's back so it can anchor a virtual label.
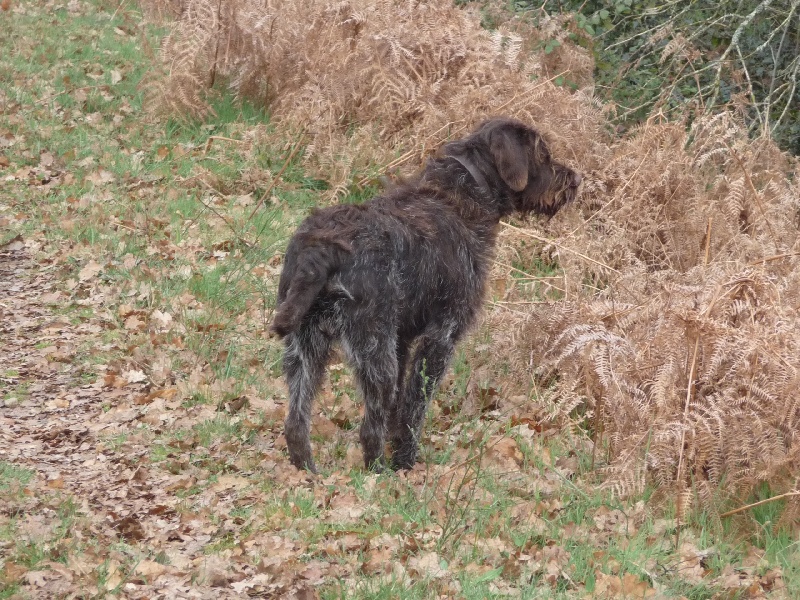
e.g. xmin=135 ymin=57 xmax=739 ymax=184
xmin=271 ymin=180 xmax=493 ymax=341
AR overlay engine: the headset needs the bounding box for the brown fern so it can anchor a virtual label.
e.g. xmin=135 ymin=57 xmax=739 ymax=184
xmin=146 ymin=0 xmax=800 ymax=527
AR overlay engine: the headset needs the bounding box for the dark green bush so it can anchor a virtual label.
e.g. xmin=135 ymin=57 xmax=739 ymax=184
xmin=531 ymin=0 xmax=800 ymax=154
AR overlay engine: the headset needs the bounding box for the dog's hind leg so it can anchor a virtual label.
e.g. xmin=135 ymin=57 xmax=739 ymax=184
xmin=283 ymin=325 xmax=332 ymax=473
xmin=343 ymin=327 xmax=399 ymax=472
xmin=391 ymin=324 xmax=460 ymax=470
xmin=387 ymin=337 xmax=411 ymax=454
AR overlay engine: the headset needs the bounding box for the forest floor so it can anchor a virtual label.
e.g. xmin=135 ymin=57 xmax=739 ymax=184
xmin=0 ymin=1 xmax=796 ymax=598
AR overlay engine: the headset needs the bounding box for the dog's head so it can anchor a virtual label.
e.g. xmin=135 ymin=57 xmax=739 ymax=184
xmin=444 ymin=117 xmax=581 ymax=217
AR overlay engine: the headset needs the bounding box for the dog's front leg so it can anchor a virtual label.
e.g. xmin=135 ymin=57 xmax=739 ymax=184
xmin=358 ymin=369 xmax=398 ymax=472
xmin=391 ymin=332 xmax=457 ymax=470
xmin=346 ymin=334 xmax=398 ymax=472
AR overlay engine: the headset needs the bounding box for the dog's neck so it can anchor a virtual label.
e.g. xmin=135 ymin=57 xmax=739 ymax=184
xmin=449 ymin=154 xmax=492 ymax=197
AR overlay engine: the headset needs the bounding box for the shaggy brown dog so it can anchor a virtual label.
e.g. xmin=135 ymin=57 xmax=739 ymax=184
xmin=272 ymin=117 xmax=581 ymax=472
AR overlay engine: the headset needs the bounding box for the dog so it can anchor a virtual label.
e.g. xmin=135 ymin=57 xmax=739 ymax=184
xmin=271 ymin=117 xmax=581 ymax=472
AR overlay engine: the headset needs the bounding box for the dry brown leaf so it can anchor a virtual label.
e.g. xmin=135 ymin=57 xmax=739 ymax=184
xmin=78 ymin=260 xmax=103 ymax=281
xmin=311 ymin=413 xmax=339 ymax=440
xmin=407 ymin=552 xmax=448 ymax=580
xmin=134 ymin=559 xmax=168 ymax=580
xmin=486 ymin=436 xmax=524 ymax=470
xmin=124 ymin=315 xmax=145 ymax=330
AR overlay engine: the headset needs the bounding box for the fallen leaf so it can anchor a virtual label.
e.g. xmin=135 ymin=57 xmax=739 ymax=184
xmin=85 ymin=169 xmax=115 ymax=185
xmin=123 ymin=369 xmax=148 ymax=384
xmin=39 ymin=151 xmax=55 ymax=167
xmin=105 ymin=559 xmax=123 ymax=590
xmin=362 ymin=547 xmax=393 ymax=575
xmin=327 ymin=491 xmax=365 ymax=522
xmin=2 ymin=561 xmax=28 ymax=583
xmin=195 ymin=555 xmax=243 ymax=587
xmin=0 ymin=234 xmax=24 ymax=251
xmin=299 ymin=561 xmax=327 ymax=585
xmin=23 ymin=571 xmax=49 ymax=587
xmin=112 ymin=516 xmax=145 ymax=542
xmin=594 ymin=571 xmax=623 ymax=597
xmin=134 ymin=559 xmax=167 ymax=580
xmin=124 ymin=315 xmax=144 ymax=331
xmin=486 ymin=436 xmax=524 ymax=469
xmin=78 ymin=260 xmax=103 ymax=281
xmin=311 ymin=413 xmax=339 ymax=440
xmin=407 ymin=552 xmax=448 ymax=579
xmin=621 ymin=572 xmax=655 ymax=597
xmin=151 ymin=309 xmax=173 ymax=329
xmin=231 ymin=574 xmax=272 ymax=593
xmin=134 ymin=387 xmax=177 ymax=405
xmin=210 ymin=475 xmax=250 ymax=492
xmin=46 ymin=476 xmax=65 ymax=489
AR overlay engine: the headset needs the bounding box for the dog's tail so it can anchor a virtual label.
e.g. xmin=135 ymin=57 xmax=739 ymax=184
xmin=270 ymin=237 xmax=351 ymax=338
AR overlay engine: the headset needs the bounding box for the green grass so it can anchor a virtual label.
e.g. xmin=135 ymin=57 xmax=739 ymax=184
xmin=0 ymin=462 xmax=35 ymax=499
xmin=1 ymin=0 xmax=798 ymax=598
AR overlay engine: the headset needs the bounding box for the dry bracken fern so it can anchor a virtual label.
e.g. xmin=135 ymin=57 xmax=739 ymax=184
xmin=503 ymin=113 xmax=800 ymax=521
xmin=149 ymin=0 xmax=598 ymax=195
xmin=147 ymin=0 xmax=800 ymax=523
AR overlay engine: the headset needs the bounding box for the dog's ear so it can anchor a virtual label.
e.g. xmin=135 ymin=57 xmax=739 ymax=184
xmin=489 ymin=129 xmax=529 ymax=192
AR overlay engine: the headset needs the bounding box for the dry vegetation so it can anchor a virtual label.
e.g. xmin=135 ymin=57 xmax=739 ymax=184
xmin=2 ymin=0 xmax=799 ymax=597
xmin=152 ymin=0 xmax=800 ymax=522
xmin=151 ymin=0 xmax=597 ymax=194
xmin=518 ymin=113 xmax=800 ymax=522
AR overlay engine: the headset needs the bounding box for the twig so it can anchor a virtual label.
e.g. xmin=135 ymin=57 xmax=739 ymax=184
xmin=356 ymin=121 xmax=468 ymax=187
xmin=111 ymin=220 xmax=136 ymax=233
xmin=703 ymin=217 xmax=713 ymax=266
xmin=203 ymin=136 xmax=245 ymax=155
xmin=493 ymin=70 xmax=570 ymax=113
xmin=493 ymin=259 xmax=563 ymax=282
xmin=209 ymin=0 xmax=224 ymax=88
xmin=590 ymin=378 xmax=603 ymax=472
xmin=196 ymin=182 xmax=252 ymax=249
xmin=487 ymin=300 xmax=530 ymax=316
xmin=500 ymin=222 xmax=620 ymax=274
xmin=720 ymin=491 xmax=800 ymax=518
xmin=748 ymin=252 xmax=800 ymax=266
xmin=247 ymin=134 xmax=305 ymax=221
xmin=705 ymin=0 xmax=776 ymax=115
xmin=111 ymin=0 xmax=129 ymax=21
xmin=491 ymin=299 xmax=549 ymax=306
xmin=675 ymin=335 xmax=700 ymax=548
xmin=735 ymin=45 xmax=764 ymax=131
xmin=34 ymin=85 xmax=106 ymax=106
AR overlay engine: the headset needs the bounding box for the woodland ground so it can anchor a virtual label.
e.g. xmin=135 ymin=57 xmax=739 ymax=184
xmin=0 ymin=0 xmax=798 ymax=599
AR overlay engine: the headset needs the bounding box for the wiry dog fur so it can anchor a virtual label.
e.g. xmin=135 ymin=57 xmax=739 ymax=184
xmin=271 ymin=117 xmax=581 ymax=472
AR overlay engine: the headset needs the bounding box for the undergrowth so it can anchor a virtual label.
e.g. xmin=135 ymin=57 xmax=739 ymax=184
xmin=143 ymin=0 xmax=800 ymax=534
xmin=145 ymin=0 xmax=800 ymax=524
xmin=0 ymin=0 xmax=798 ymax=597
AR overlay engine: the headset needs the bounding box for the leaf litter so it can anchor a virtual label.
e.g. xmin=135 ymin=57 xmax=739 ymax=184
xmin=0 ymin=0 xmax=795 ymax=598
xmin=1 ymin=238 xmax=787 ymax=597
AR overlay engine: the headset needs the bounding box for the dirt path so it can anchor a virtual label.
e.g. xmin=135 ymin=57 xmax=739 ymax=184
xmin=0 ymin=243 xmax=268 ymax=599
xmin=1 ymin=243 xmax=106 ymax=491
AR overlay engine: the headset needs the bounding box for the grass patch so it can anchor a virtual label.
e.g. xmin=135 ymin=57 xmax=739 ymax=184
xmin=0 ymin=462 xmax=35 ymax=500
xmin=0 ymin=1 xmax=796 ymax=598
